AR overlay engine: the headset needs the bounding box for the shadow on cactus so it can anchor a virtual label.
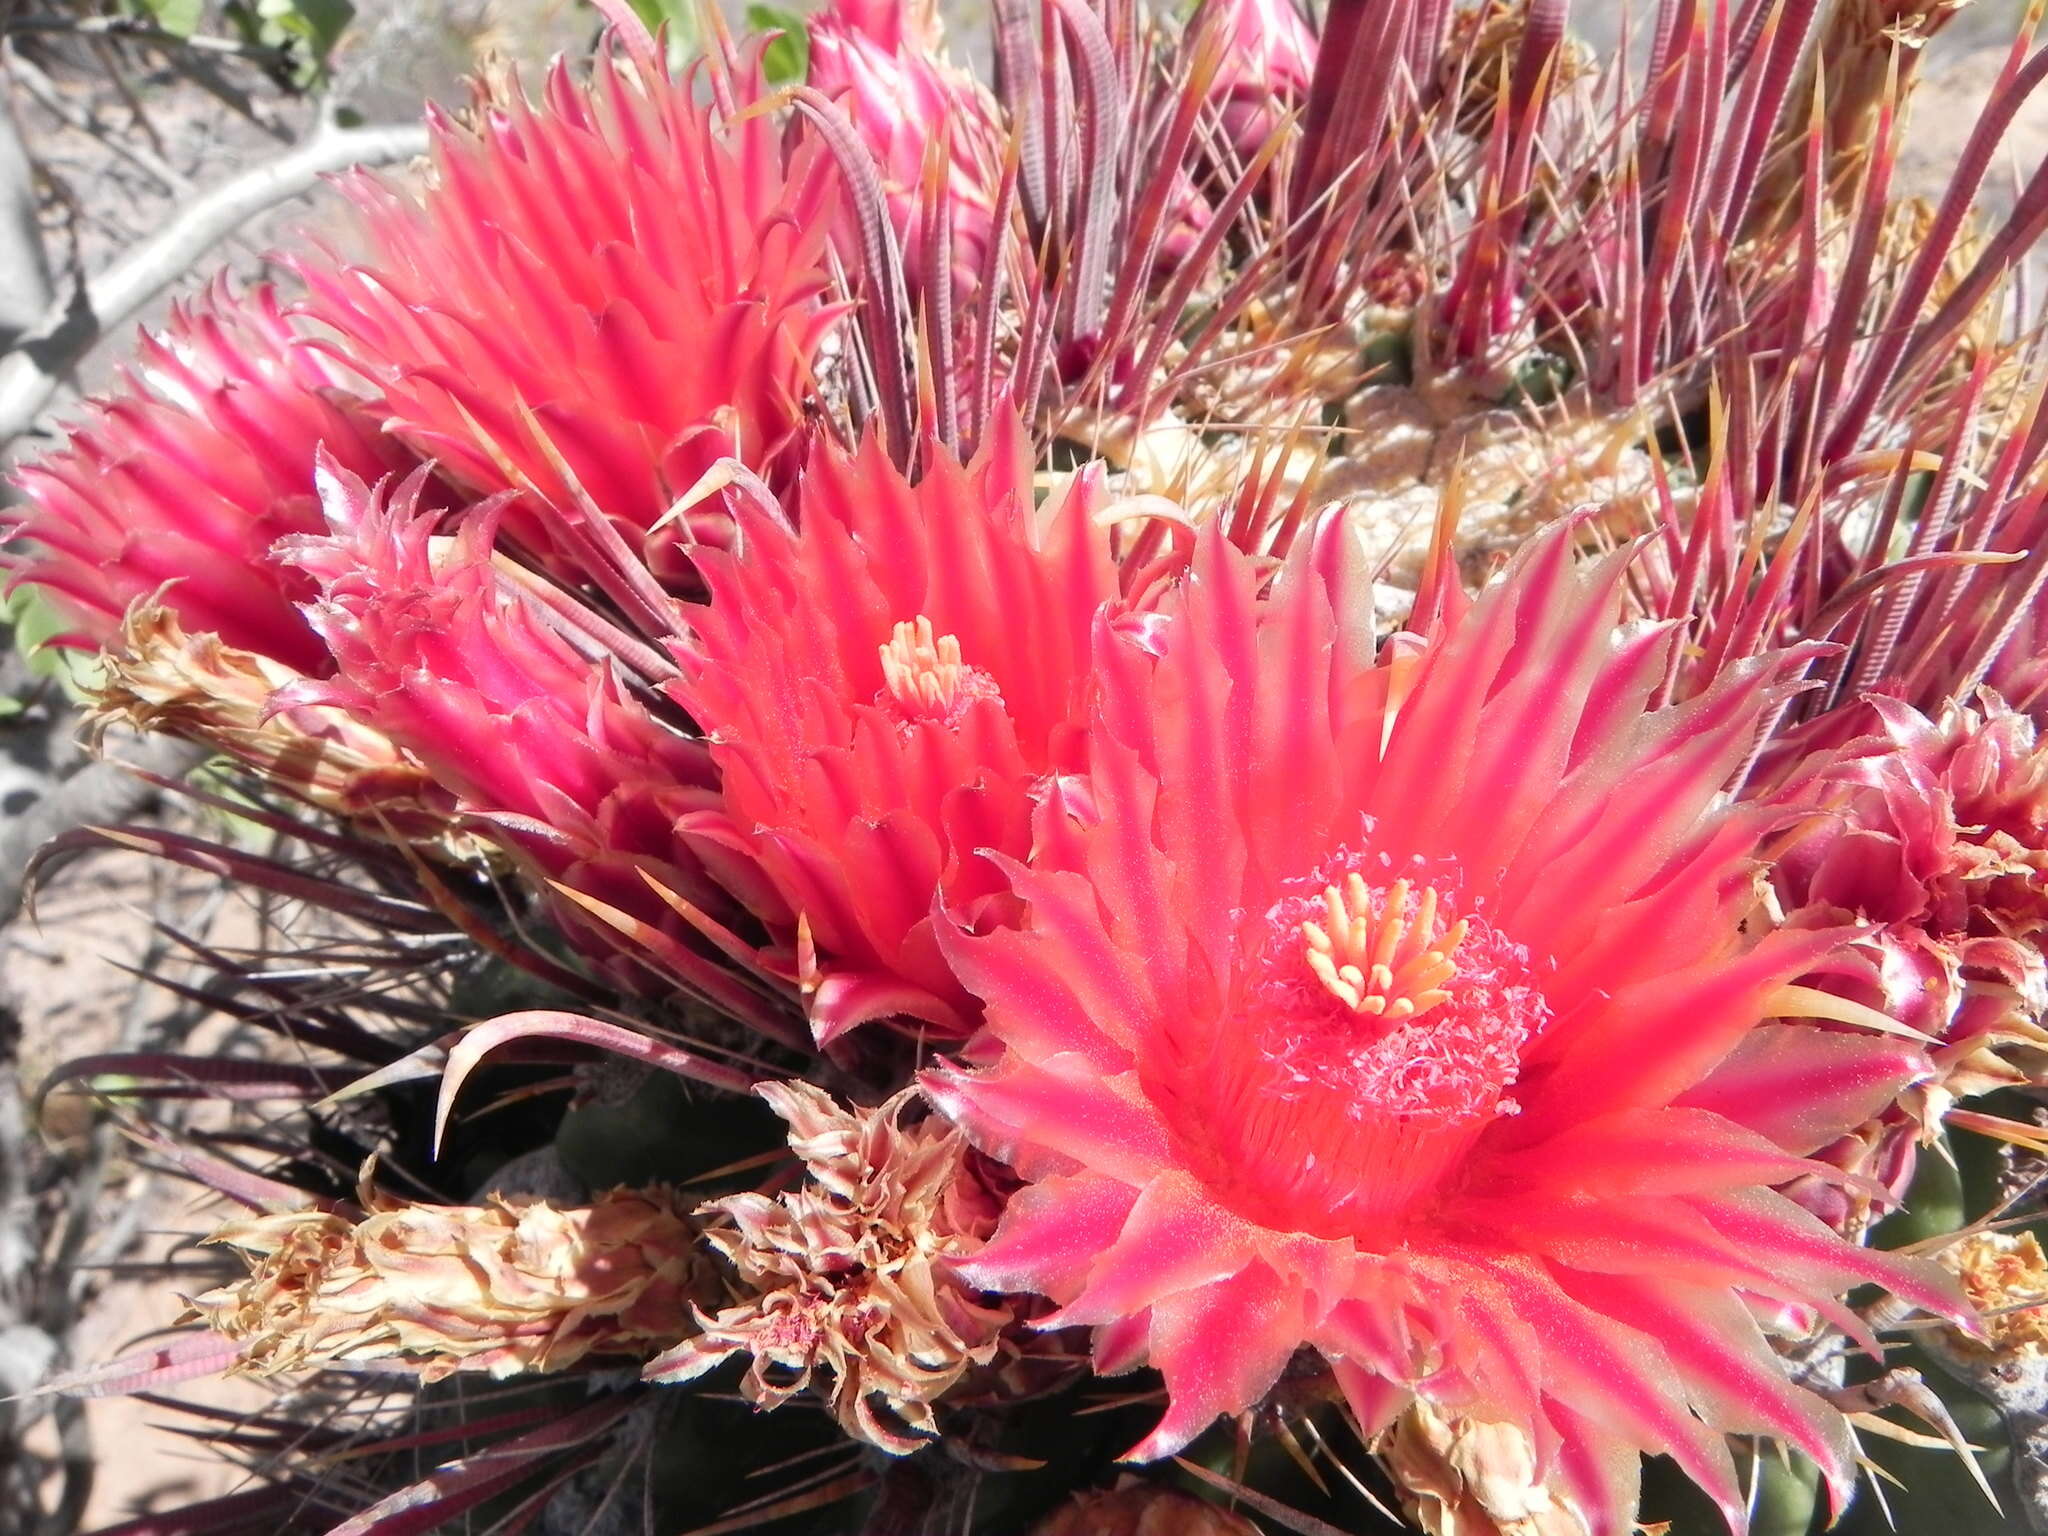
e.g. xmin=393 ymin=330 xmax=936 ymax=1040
xmin=9 ymin=0 xmax=2048 ymax=1532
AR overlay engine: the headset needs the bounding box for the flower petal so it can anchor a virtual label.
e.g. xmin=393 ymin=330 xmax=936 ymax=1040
xmin=1676 ymin=1024 xmax=1928 ymax=1155
xmin=1047 ymin=1172 xmax=1260 ymax=1330
xmin=1124 ymin=1260 xmax=1304 ymax=1461
xmin=951 ymin=1173 xmax=1139 ymax=1300
xmin=925 ymin=1055 xmax=1169 ymax=1187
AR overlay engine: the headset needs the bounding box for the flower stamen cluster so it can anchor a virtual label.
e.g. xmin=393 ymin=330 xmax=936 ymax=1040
xmin=877 ymin=614 xmax=997 ymax=723
xmin=1302 ymin=874 xmax=1468 ymax=1020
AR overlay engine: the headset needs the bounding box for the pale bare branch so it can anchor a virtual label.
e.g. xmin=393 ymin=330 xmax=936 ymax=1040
xmin=0 ymin=118 xmax=425 ymax=452
xmin=0 ymin=89 xmax=52 ymax=351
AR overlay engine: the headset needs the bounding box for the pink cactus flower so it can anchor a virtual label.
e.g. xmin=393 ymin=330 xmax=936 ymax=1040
xmin=1765 ymin=691 xmax=2048 ymax=1223
xmin=280 ymin=462 xmax=752 ymax=1003
xmin=815 ymin=0 xmax=941 ymax=53
xmin=7 ymin=284 xmax=415 ymax=673
xmin=295 ymin=33 xmax=842 ymax=583
xmin=1198 ymin=0 xmax=1317 ymax=164
xmin=928 ymin=518 xmax=1963 ymax=1529
xmin=666 ymin=417 xmax=1120 ymax=1043
xmin=807 ymin=2 xmax=1004 ymax=307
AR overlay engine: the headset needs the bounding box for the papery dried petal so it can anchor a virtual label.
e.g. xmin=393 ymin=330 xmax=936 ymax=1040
xmin=1385 ymin=1401 xmax=1592 ymax=1536
xmin=189 ymin=1183 xmax=708 ymax=1381
xmin=645 ymin=1083 xmax=1009 ymax=1454
xmin=1939 ymin=1230 xmax=2048 ymax=1362
xmin=90 ymin=600 xmax=458 ymax=847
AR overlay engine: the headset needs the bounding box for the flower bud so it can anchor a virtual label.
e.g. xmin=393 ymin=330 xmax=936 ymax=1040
xmin=1198 ymin=0 xmax=1316 ymax=164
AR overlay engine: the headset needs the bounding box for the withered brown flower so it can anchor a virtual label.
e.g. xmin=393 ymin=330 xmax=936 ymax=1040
xmin=188 ymin=1181 xmax=706 ymax=1381
xmin=645 ymin=1082 xmax=1008 ymax=1454
xmin=1384 ymin=1402 xmax=1592 ymax=1536
xmin=1939 ymin=1230 xmax=2048 ymax=1362
xmin=94 ymin=599 xmax=460 ymax=849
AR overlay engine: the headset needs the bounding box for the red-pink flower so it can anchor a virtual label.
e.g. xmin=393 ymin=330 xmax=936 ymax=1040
xmin=816 ymin=0 xmax=939 ymax=53
xmin=666 ymin=419 xmax=1119 ymax=1042
xmin=1197 ymin=0 xmax=1317 ymax=164
xmin=295 ymin=29 xmax=841 ymax=581
xmin=281 ymin=462 xmax=758 ymax=1009
xmin=1764 ymin=691 xmax=2048 ymax=1225
xmin=808 ymin=0 xmax=1003 ymax=305
xmin=7 ymin=284 xmax=413 ymax=672
xmin=928 ymin=520 xmax=1963 ymax=1528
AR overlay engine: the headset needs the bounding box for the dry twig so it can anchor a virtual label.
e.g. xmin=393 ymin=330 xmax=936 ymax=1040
xmin=0 ymin=117 xmax=425 ymax=452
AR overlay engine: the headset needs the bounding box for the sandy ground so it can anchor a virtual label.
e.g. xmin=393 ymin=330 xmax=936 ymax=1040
xmin=7 ymin=853 xmax=278 ymax=1528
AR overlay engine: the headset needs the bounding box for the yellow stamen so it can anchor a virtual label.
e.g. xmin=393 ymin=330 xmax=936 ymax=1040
xmin=879 ymin=615 xmax=971 ymax=717
xmin=1302 ymin=876 xmax=1467 ymax=1020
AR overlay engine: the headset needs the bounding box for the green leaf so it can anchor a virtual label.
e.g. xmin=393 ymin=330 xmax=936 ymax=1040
xmin=745 ymin=3 xmax=809 ymax=83
xmin=612 ymin=0 xmax=702 ymax=64
xmin=218 ymin=0 xmax=268 ymax=50
xmin=135 ymin=0 xmax=204 ymax=39
xmin=254 ymin=0 xmax=355 ymax=85
xmin=2 ymin=584 xmax=101 ymax=701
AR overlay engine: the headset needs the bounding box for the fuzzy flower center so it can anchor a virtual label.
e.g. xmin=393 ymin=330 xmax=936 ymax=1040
xmin=877 ymin=615 xmax=998 ymax=725
xmin=1154 ymin=850 xmax=1554 ymax=1244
